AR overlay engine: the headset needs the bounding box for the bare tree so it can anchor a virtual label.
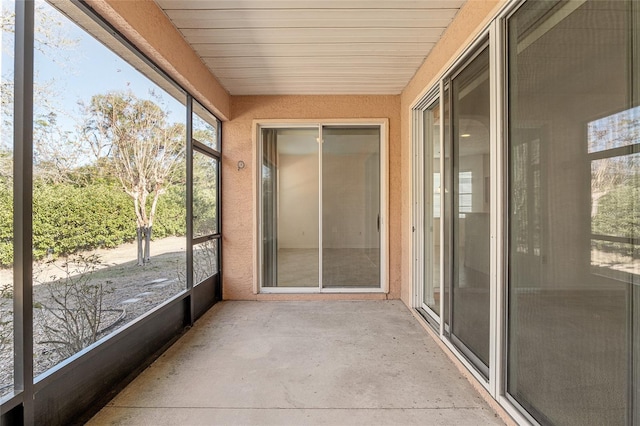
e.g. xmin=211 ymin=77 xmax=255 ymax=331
xmin=82 ymin=91 xmax=185 ymax=265
xmin=1 ymin=3 xmax=80 ymax=179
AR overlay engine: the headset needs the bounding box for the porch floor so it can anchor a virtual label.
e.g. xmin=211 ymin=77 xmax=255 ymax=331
xmin=88 ymin=300 xmax=504 ymax=425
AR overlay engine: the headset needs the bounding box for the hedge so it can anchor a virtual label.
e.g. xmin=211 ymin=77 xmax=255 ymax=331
xmin=0 ymin=181 xmax=186 ymax=266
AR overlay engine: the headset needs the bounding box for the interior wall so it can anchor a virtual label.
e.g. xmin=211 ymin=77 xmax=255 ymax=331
xmin=459 ymin=153 xmax=489 ymax=213
xmin=223 ymin=96 xmax=400 ymax=300
xmin=399 ymin=0 xmax=504 ymax=306
xmin=278 ymin=134 xmax=380 ymax=250
xmin=323 ymin=134 xmax=380 ymax=250
xmin=279 ymin=153 xmax=319 ymax=249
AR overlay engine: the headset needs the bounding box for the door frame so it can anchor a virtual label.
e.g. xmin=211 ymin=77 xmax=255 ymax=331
xmin=411 ymin=88 xmax=443 ymax=327
xmin=253 ymin=119 xmax=389 ymax=294
xmin=410 ymin=26 xmax=500 ymax=396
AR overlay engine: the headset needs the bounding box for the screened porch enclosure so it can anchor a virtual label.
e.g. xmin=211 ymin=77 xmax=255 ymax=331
xmin=1 ymin=0 xmax=638 ymax=425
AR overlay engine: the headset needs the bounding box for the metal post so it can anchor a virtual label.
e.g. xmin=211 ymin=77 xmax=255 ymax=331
xmin=186 ymin=95 xmax=194 ymax=325
xmin=13 ymin=0 xmax=34 ymax=423
xmin=216 ymin=119 xmax=222 ymax=301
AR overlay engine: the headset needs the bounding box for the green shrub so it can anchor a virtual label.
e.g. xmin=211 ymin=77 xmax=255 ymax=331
xmin=0 ymin=179 xmax=187 ymax=267
xmin=0 ymin=185 xmax=13 ymax=266
xmin=592 ymin=183 xmax=639 ymax=255
xmin=32 ymin=181 xmax=137 ymax=262
xmin=152 ymin=185 xmax=186 ymax=239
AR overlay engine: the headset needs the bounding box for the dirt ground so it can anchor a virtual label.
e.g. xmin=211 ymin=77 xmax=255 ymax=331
xmin=0 ymin=236 xmax=190 ymax=391
xmin=0 ymin=236 xmax=186 ymax=288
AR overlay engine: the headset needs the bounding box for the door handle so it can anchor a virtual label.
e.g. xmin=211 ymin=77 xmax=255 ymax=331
xmin=377 ymin=214 xmax=380 ymax=232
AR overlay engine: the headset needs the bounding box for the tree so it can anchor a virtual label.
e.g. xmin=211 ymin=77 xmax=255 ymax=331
xmin=82 ymin=91 xmax=185 ymax=265
xmin=1 ymin=2 xmax=79 ymax=153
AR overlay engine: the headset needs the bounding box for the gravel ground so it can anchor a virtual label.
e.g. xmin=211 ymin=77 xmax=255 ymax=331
xmin=0 ymin=237 xmax=188 ymax=396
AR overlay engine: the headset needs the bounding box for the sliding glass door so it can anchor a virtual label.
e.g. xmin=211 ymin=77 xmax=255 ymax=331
xmin=322 ymin=127 xmax=380 ymax=288
xmin=411 ymin=0 xmax=638 ymax=423
xmin=260 ymin=124 xmax=384 ymax=291
xmin=447 ymin=45 xmax=491 ymax=377
xmin=262 ymin=128 xmax=319 ymax=288
xmin=507 ymin=1 xmax=638 ymax=424
xmin=414 ymin=45 xmax=491 ymax=376
xmin=423 ymin=100 xmax=442 ymax=317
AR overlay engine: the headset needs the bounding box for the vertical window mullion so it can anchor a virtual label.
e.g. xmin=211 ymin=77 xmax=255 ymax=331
xmin=13 ymin=0 xmax=34 ymax=421
xmin=439 ymin=78 xmax=446 ymax=336
xmin=186 ymin=95 xmax=194 ymax=325
xmin=318 ymin=125 xmax=323 ymax=290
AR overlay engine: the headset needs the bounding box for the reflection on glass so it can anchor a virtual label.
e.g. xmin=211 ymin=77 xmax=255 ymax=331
xmin=193 ymin=100 xmax=218 ymax=151
xmin=0 ymin=0 xmax=14 ymax=399
xmin=31 ymin=1 xmax=186 ymax=378
xmin=451 ymin=47 xmax=491 ymax=373
xmin=193 ymin=153 xmax=218 ymax=238
xmin=322 ymin=127 xmax=380 ymax=288
xmin=262 ymin=128 xmax=319 ymax=287
xmin=511 ymin=136 xmax=541 ymax=257
xmin=591 ymin=155 xmax=638 ymax=239
xmin=193 ymin=239 xmax=218 ymax=285
xmin=424 ymin=101 xmax=440 ymax=315
xmin=588 ymin=105 xmax=640 ymax=153
xmin=507 ymin=1 xmax=636 ymax=424
xmin=590 ymin=153 xmax=639 ymax=282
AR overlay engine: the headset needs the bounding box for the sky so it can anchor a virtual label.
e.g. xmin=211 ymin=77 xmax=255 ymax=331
xmin=1 ymin=0 xmax=186 ymax=149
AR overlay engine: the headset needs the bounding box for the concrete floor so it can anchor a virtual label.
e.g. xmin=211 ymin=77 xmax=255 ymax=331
xmin=88 ymin=300 xmax=504 ymax=426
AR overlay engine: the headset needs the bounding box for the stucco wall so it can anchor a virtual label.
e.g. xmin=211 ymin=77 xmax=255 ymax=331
xmin=223 ymin=96 xmax=401 ymax=300
xmin=85 ymin=0 xmax=506 ymax=305
xmin=399 ymin=0 xmax=504 ymax=307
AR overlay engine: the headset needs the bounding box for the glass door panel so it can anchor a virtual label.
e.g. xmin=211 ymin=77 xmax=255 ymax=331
xmin=424 ymin=101 xmax=441 ymax=315
xmin=450 ymin=47 xmax=491 ymax=374
xmin=262 ymin=128 xmax=319 ymax=287
xmin=507 ymin=1 xmax=638 ymax=423
xmin=322 ymin=126 xmax=380 ymax=288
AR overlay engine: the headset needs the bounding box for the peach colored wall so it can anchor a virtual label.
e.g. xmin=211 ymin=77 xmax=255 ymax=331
xmin=86 ymin=0 xmax=230 ymax=120
xmin=399 ymin=0 xmax=504 ymax=307
xmin=223 ymin=96 xmax=400 ymax=300
xmin=85 ymin=0 xmax=505 ymax=306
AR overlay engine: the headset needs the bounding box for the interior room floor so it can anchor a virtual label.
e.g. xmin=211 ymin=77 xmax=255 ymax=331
xmin=88 ymin=300 xmax=504 ymax=425
xmin=276 ymin=248 xmax=380 ymax=287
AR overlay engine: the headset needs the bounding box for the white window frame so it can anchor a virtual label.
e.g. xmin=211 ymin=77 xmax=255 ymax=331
xmin=411 ymin=90 xmax=442 ymax=326
xmin=408 ymin=2 xmax=535 ymax=424
xmin=253 ymin=119 xmax=389 ymax=294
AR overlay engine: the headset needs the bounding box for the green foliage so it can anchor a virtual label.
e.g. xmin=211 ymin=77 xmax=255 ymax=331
xmin=592 ymin=182 xmax=639 ymax=255
xmin=31 ymin=181 xmax=136 ymax=262
xmin=0 ymin=183 xmax=13 ymax=267
xmin=0 ymin=177 xmax=187 ymax=267
xmin=152 ymin=185 xmax=186 ymax=239
xmin=0 ymin=90 xmax=190 ymax=267
xmin=192 ymin=154 xmax=217 ymax=236
xmin=593 ymin=184 xmax=638 ymax=236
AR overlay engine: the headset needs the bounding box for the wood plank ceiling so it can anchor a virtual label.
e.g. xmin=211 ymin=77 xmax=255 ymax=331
xmin=155 ymin=0 xmax=465 ymax=95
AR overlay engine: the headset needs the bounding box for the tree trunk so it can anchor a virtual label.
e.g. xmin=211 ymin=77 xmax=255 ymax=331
xmin=136 ymin=227 xmax=144 ymax=266
xmin=144 ymin=226 xmax=152 ymax=264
